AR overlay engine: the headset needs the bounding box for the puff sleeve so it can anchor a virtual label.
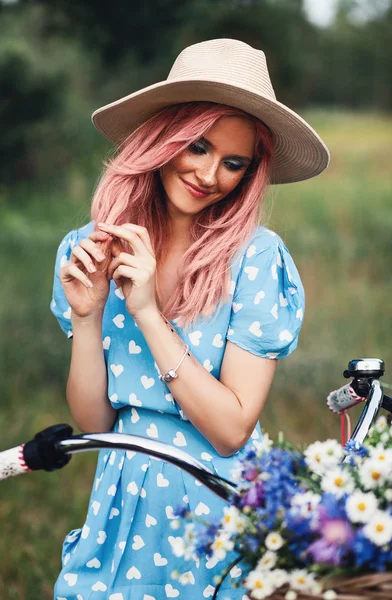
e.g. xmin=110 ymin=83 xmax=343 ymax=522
xmin=49 ymin=229 xmax=79 ymax=338
xmin=226 ymin=230 xmax=305 ymax=359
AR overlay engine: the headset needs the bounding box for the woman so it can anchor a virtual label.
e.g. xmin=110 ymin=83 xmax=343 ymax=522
xmin=51 ymin=39 xmax=329 ymax=599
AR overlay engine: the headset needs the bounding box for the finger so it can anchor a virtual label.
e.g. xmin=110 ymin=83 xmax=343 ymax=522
xmin=111 ymin=265 xmax=137 ymax=287
xmin=122 ymin=224 xmax=154 ymax=256
xmin=62 ymin=263 xmax=94 ymax=289
xmin=107 ymin=252 xmax=138 ymax=280
xmin=97 ymin=223 xmax=148 ymax=256
xmin=80 ymin=237 xmax=109 ymax=263
xmin=70 ymin=245 xmax=97 ymax=274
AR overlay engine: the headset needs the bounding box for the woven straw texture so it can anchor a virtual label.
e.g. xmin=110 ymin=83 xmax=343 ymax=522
xmin=264 ymin=573 xmax=392 ymax=600
xmin=92 ymin=39 xmax=330 ymax=185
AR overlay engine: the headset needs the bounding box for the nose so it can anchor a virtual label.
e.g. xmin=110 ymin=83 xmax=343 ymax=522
xmin=195 ymin=157 xmax=219 ymax=189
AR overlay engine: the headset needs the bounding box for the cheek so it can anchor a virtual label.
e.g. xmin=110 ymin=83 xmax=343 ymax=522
xmin=219 ymin=171 xmax=245 ymax=193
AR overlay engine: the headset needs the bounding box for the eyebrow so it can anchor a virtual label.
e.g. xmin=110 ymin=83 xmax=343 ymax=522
xmin=199 ymin=136 xmax=252 ymax=163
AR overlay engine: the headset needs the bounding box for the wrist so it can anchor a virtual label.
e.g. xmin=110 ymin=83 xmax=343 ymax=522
xmin=132 ymin=305 xmax=161 ymax=327
xmin=71 ymin=309 xmax=104 ymax=328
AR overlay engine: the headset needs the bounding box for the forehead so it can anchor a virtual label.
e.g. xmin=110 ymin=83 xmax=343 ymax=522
xmin=204 ymin=116 xmax=256 ymax=157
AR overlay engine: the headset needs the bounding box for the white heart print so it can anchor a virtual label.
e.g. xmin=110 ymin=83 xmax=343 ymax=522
xmin=212 ymin=333 xmax=224 ymax=348
xmin=63 ymin=306 xmax=71 ymax=320
xmin=203 ymin=584 xmax=215 ymax=597
xmin=114 ymin=286 xmax=125 ymax=300
xmin=246 ymin=244 xmax=257 ymax=257
xmin=92 ymin=501 xmax=101 ymax=516
xmin=146 ymin=423 xmax=158 ymax=438
xmin=244 ymin=265 xmax=258 ymax=281
xmin=127 ymin=481 xmax=138 ymax=495
xmin=195 ymin=501 xmax=210 ymax=516
xmin=141 ymin=375 xmax=155 ymax=389
xmin=232 ymin=302 xmax=243 ymax=313
xmin=154 ymin=552 xmax=168 ymax=566
xmin=165 ymin=506 xmax=176 ymax=519
xmin=97 ymin=530 xmax=107 ymax=544
xmin=249 ymin=321 xmax=263 ymax=337
xmin=296 ymin=308 xmax=303 ymax=320
xmin=126 ymin=566 xmax=141 ymax=580
xmin=110 ymin=364 xmax=124 ymax=377
xmin=86 ymin=558 xmax=101 ymax=569
xmin=64 ymin=573 xmax=78 ymax=587
xmin=254 ymin=290 xmax=265 ymax=304
xmin=188 ymin=330 xmax=202 ymax=346
xmin=279 ymin=329 xmax=293 ymax=342
xmin=91 ymin=580 xmax=107 ymax=592
xmin=109 ymin=507 xmax=120 ymax=519
xmin=279 ymin=292 xmax=288 ymax=307
xmin=203 ymin=359 xmax=213 ymax=372
xmin=165 ymin=584 xmax=180 ymax=598
xmin=132 ymin=535 xmax=145 ymax=550
xmin=102 ymin=336 xmax=111 ymax=350
xmin=112 ymin=314 xmax=125 ymax=328
xmin=270 ymin=303 xmax=278 ymax=320
xmin=129 ymin=340 xmax=142 ymax=354
xmin=131 ymin=408 xmax=140 ymax=424
xmin=173 ymin=432 xmax=187 ymax=446
xmin=129 ymin=393 xmax=142 ymax=406
xmin=145 ymin=513 xmax=157 ymax=527
xmin=157 ymin=473 xmax=169 ymax=487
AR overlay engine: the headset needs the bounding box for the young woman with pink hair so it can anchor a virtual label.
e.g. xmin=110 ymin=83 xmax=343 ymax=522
xmin=51 ymin=39 xmax=329 ymax=599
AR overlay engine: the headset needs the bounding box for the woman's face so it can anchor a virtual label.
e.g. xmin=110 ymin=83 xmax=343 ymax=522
xmin=160 ymin=116 xmax=256 ymax=218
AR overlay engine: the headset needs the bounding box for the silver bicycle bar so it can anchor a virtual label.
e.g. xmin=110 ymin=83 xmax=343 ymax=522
xmin=58 ymin=432 xmax=239 ymax=502
xmin=347 ymin=378 xmax=384 ymax=445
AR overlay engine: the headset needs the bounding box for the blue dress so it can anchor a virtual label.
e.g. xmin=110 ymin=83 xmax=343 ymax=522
xmin=51 ymin=221 xmax=305 ymax=600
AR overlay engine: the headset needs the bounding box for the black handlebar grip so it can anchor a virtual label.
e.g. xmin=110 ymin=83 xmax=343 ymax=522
xmin=23 ymin=424 xmax=74 ymax=472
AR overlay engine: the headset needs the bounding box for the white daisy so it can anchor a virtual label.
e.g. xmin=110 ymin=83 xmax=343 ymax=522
xmin=178 ymin=570 xmax=195 ymax=585
xmin=289 ymin=569 xmax=319 ymax=594
xmin=359 ymin=458 xmax=389 ymax=489
xmin=369 ymin=446 xmax=392 ymax=467
xmin=345 ymin=491 xmax=378 ymax=523
xmin=256 ymin=551 xmax=277 ymax=571
xmin=265 ymin=531 xmax=284 ymax=551
xmin=291 ymin=492 xmax=321 ymax=518
xmin=321 ymin=467 xmax=355 ymax=499
xmin=244 ymin=569 xmax=276 ymax=599
xmin=210 ymin=531 xmax=234 ymax=561
xmin=221 ymin=505 xmax=246 ymax=534
xmin=304 ymin=440 xmax=343 ymax=474
xmin=375 ymin=415 xmax=388 ymax=433
xmin=363 ymin=510 xmax=392 ymax=546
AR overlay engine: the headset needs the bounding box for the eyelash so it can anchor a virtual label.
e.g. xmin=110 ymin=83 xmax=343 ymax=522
xmin=188 ymin=142 xmax=246 ymax=172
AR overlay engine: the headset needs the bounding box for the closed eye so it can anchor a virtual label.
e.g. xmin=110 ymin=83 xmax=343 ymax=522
xmin=188 ymin=141 xmax=206 ymax=155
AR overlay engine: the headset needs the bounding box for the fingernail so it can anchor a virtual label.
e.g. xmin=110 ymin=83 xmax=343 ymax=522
xmin=85 ymin=280 xmax=94 ymax=288
xmin=97 ymin=251 xmax=106 ymax=260
xmin=88 ymin=263 xmax=96 ymax=273
xmin=98 ymin=222 xmax=108 ymax=228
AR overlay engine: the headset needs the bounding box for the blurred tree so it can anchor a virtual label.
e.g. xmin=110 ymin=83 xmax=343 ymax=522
xmin=18 ymin=0 xmax=198 ymax=64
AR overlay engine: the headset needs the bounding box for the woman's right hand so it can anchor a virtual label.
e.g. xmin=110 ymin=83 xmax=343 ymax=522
xmin=59 ymin=230 xmax=113 ymax=318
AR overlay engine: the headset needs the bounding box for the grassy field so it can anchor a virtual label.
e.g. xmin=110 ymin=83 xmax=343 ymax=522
xmin=0 ymin=110 xmax=391 ymax=598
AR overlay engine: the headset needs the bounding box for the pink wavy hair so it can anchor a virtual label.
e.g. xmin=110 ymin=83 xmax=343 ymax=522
xmin=90 ymin=101 xmax=274 ymax=332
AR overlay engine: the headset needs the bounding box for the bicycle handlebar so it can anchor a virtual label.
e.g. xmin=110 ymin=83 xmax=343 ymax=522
xmin=1 ymin=358 xmax=390 ymax=493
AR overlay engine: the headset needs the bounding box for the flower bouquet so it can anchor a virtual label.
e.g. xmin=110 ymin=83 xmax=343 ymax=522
xmin=170 ymin=416 xmax=392 ymax=600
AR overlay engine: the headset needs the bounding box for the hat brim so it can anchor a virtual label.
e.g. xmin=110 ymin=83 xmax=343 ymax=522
xmin=91 ymin=79 xmax=330 ymax=185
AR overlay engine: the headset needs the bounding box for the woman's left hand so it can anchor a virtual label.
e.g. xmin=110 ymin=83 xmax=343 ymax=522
xmin=97 ymin=222 xmax=158 ymax=318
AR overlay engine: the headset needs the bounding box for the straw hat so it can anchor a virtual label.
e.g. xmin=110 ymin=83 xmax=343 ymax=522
xmin=92 ymin=38 xmax=330 ymax=184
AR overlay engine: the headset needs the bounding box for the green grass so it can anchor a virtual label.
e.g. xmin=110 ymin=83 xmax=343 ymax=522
xmin=0 ymin=110 xmax=391 ymax=598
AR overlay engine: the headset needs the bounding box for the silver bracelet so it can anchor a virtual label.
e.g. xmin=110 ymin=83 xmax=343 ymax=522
xmin=158 ymin=345 xmax=189 ymax=383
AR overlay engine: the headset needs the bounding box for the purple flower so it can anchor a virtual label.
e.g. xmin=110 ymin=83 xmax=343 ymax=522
xmin=241 ymin=480 xmax=265 ymax=509
xmin=308 ymin=517 xmax=354 ymax=567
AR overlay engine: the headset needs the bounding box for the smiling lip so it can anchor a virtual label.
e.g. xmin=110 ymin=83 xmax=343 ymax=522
xmin=181 ymin=179 xmax=213 ymax=198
